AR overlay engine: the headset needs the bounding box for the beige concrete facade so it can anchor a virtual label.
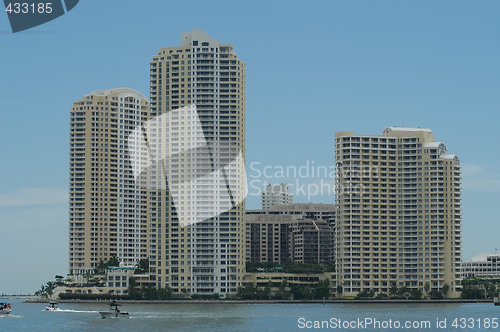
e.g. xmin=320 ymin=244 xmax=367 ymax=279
xmin=69 ymin=88 xmax=149 ymax=274
xmin=243 ymin=272 xmax=333 ymax=292
xmin=334 ymin=127 xmax=462 ymax=297
xmin=149 ymin=30 xmax=246 ymax=295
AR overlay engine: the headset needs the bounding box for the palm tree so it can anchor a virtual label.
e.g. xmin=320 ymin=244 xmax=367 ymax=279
xmin=389 ymin=282 xmax=399 ymax=298
xmin=39 ymin=284 xmax=47 ymax=298
xmin=46 ymin=281 xmax=56 ymax=298
xmin=424 ymin=283 xmax=430 ymax=299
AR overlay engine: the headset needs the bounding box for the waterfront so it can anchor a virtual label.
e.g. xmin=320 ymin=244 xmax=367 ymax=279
xmin=1 ymin=299 xmax=498 ymax=331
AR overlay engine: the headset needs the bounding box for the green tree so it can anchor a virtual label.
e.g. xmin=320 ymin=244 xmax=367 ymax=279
xmin=136 ymin=259 xmax=149 ymax=274
xmin=55 ymin=275 xmax=64 ymax=286
xmin=313 ymin=280 xmax=331 ymax=300
xmin=157 ymin=287 xmax=172 ymax=300
xmin=127 ymin=277 xmax=141 ymax=299
xmin=274 ymin=280 xmax=290 ymax=300
xmin=429 ymin=289 xmax=443 ymax=299
xmin=389 ymin=282 xmax=399 ymax=298
xmin=45 ymin=281 xmax=56 ymax=297
xmin=461 ymin=288 xmax=483 ymax=299
xmin=107 ymin=256 xmax=120 ymax=267
xmin=423 ymin=283 xmax=430 ymax=298
xmin=409 ymin=289 xmax=422 ymax=300
xmin=441 ymin=284 xmax=449 ymax=298
xmin=236 ymin=282 xmax=259 ymax=300
xmin=355 ymin=289 xmax=375 ymax=300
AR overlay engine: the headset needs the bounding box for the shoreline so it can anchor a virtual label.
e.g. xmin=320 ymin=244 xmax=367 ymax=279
xmin=24 ymin=299 xmax=493 ymax=304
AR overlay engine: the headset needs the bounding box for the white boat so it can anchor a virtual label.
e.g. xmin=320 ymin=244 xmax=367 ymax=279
xmin=99 ymin=301 xmax=129 ymax=318
xmin=45 ymin=301 xmax=60 ymax=311
xmin=0 ymin=302 xmax=12 ymax=315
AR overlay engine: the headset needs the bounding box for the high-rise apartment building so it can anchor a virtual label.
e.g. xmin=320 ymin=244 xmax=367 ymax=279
xmin=261 ymin=183 xmax=293 ymax=209
xmin=148 ymin=30 xmax=246 ymax=295
xmin=69 ymin=88 xmax=149 ymax=274
xmin=334 ymin=127 xmax=462 ymax=297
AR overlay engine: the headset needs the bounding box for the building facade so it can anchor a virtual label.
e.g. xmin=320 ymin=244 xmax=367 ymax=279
xmin=462 ymin=254 xmax=500 ymax=278
xmin=334 ymin=127 xmax=462 ymax=297
xmin=69 ymin=88 xmax=149 ymax=275
xmin=246 ymin=203 xmax=335 ymax=264
xmin=290 ymin=219 xmax=333 ymax=265
xmin=261 ymin=183 xmax=293 ymax=209
xmin=148 ymin=30 xmax=246 ymax=295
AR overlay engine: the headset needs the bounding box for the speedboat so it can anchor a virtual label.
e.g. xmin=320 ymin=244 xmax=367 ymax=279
xmin=45 ymin=301 xmax=60 ymax=311
xmin=99 ymin=301 xmax=129 ymax=318
xmin=0 ymin=303 xmax=12 ymax=315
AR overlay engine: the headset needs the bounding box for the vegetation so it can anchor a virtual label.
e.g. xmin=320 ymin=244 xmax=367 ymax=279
xmin=59 ymin=293 xmax=126 ymax=300
xmin=235 ymin=282 xmax=272 ymax=300
xmin=461 ymin=277 xmax=500 ymax=299
xmin=355 ymin=289 xmax=375 ymax=299
xmin=126 ymin=277 xmax=172 ymax=300
xmin=235 ymin=279 xmax=331 ymax=300
xmin=191 ymin=293 xmax=221 ymax=300
xmin=135 ymin=259 xmax=149 ymax=274
xmin=353 ymin=283 xmax=448 ymax=300
xmin=34 ymin=278 xmax=58 ymax=298
xmin=245 ymin=261 xmax=335 ymax=274
xmin=95 ymin=256 xmax=120 ymax=274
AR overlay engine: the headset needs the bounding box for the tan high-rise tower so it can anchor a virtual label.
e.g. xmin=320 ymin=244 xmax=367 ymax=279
xmin=148 ymin=30 xmax=246 ymax=296
xmin=69 ymin=88 xmax=149 ymax=274
xmin=334 ymin=127 xmax=462 ymax=297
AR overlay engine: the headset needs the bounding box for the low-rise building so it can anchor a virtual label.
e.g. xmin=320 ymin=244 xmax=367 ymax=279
xmin=243 ymin=272 xmax=333 ymax=290
xmin=106 ymin=266 xmax=134 ymax=295
xmin=463 ymin=254 xmax=500 ymax=278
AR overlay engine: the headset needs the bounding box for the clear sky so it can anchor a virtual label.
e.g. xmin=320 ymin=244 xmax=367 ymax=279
xmin=0 ymin=0 xmax=499 ymax=294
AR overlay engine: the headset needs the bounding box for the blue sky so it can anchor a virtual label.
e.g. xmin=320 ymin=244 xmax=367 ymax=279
xmin=0 ymin=0 xmax=499 ymax=294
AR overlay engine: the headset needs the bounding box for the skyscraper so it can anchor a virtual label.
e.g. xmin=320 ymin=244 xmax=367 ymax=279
xmin=69 ymin=88 xmax=149 ymax=274
xmin=261 ymin=183 xmax=293 ymax=209
xmin=148 ymin=30 xmax=246 ymax=295
xmin=334 ymin=127 xmax=462 ymax=297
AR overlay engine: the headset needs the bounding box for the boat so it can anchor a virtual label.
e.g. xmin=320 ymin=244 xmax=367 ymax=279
xmin=495 ymin=297 xmax=500 ymax=306
xmin=0 ymin=303 xmax=12 ymax=315
xmin=98 ymin=301 xmax=129 ymax=318
xmin=45 ymin=301 xmax=60 ymax=311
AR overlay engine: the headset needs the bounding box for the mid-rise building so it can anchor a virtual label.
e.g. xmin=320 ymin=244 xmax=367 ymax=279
xmin=246 ymin=203 xmax=335 ymax=264
xmin=69 ymin=88 xmax=149 ymax=275
xmin=261 ymin=183 xmax=293 ymax=209
xmin=463 ymin=254 xmax=500 ymax=278
xmin=290 ymin=219 xmax=333 ymax=265
xmin=334 ymin=127 xmax=462 ymax=297
xmin=148 ymin=30 xmax=246 ymax=295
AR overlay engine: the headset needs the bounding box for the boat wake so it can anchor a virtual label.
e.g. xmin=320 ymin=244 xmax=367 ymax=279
xmin=42 ymin=309 xmax=98 ymax=313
